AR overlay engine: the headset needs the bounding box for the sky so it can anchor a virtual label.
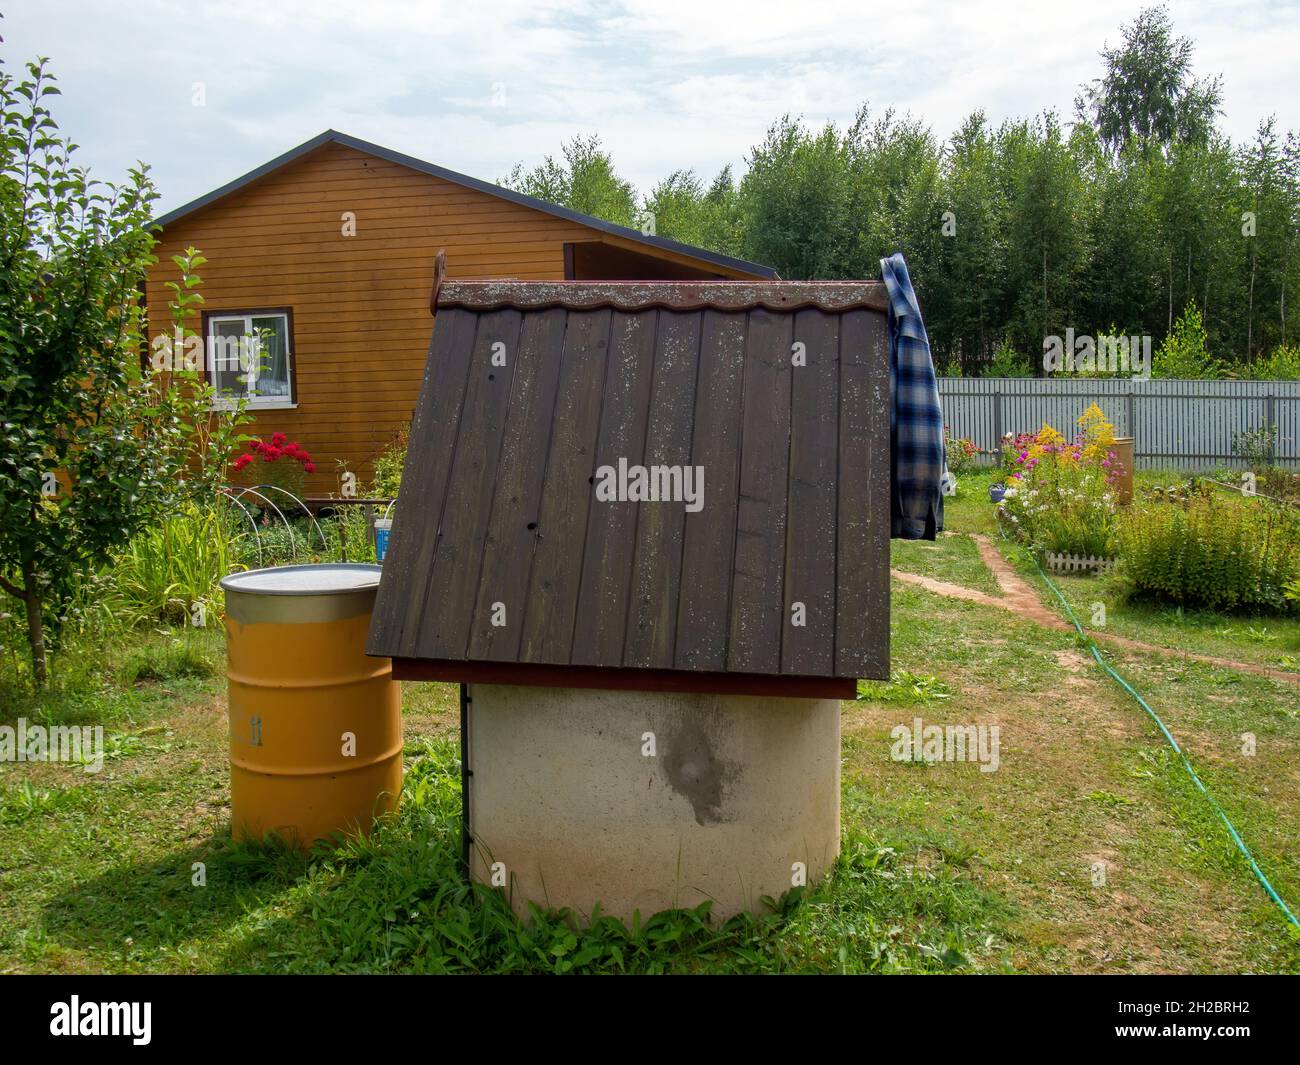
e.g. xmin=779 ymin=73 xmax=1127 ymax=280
xmin=5 ymin=0 xmax=1299 ymax=215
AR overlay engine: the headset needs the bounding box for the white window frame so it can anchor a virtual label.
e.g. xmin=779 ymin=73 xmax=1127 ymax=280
xmin=205 ymin=311 xmax=296 ymax=411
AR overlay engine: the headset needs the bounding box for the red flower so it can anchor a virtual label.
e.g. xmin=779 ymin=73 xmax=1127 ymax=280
xmin=303 ymin=461 xmax=316 ymax=474
xmin=232 ymin=454 xmax=254 ymax=472
xmin=270 ymin=431 xmax=287 ymax=447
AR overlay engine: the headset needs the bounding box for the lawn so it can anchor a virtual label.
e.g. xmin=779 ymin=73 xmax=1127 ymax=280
xmin=2 ymin=470 xmax=1298 ymax=974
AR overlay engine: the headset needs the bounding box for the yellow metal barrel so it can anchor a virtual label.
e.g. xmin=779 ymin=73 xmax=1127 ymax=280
xmin=1111 ymin=436 xmax=1136 ymax=504
xmin=220 ymin=564 xmax=401 ymax=846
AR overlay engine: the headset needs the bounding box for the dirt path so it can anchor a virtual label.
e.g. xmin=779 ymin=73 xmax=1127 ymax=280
xmin=891 ymin=534 xmax=1300 ymax=685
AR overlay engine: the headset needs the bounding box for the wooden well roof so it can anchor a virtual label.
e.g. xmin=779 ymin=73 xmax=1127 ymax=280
xmin=367 ymin=279 xmax=891 ymax=697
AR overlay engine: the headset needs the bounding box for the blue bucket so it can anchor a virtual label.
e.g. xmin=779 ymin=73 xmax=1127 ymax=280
xmin=374 ymin=518 xmax=392 ymax=562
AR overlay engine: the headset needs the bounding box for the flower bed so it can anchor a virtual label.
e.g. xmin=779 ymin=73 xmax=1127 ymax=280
xmin=996 ymin=406 xmax=1122 ymax=563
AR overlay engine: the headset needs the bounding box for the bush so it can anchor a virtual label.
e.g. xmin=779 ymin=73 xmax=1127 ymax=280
xmin=1152 ymin=303 xmax=1220 ymax=379
xmin=372 ymin=426 xmax=408 ymax=498
xmin=1232 ymin=423 xmax=1279 ymax=470
xmin=984 ymin=340 xmax=1032 ymax=377
xmin=1248 ymin=344 xmax=1300 ymax=381
xmin=1119 ymin=493 xmax=1300 ymax=612
xmin=944 ymin=426 xmax=982 ymax=474
xmin=231 ymin=433 xmax=316 ymax=503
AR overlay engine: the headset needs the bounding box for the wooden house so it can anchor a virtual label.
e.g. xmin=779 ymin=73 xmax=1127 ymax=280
xmin=145 ymin=131 xmax=775 ymax=493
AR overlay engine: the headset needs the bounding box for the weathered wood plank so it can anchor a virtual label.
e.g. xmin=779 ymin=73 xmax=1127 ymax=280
xmin=518 ymin=309 xmax=613 ymax=663
xmin=412 ymin=308 xmax=523 ymax=659
xmin=726 ymin=309 xmax=793 ymax=673
xmin=571 ymin=310 xmax=660 ymax=666
xmin=781 ymin=309 xmax=839 ymax=676
xmin=674 ymin=310 xmax=747 ymax=671
xmin=467 ymin=308 xmax=568 ymax=661
xmin=623 ymin=311 xmax=702 ymax=669
xmin=367 ymin=307 xmax=478 ymax=657
xmin=836 ymin=309 xmax=890 ymax=679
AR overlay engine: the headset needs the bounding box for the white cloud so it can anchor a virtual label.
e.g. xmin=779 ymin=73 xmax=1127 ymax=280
xmin=3 ymin=0 xmax=1296 ymax=212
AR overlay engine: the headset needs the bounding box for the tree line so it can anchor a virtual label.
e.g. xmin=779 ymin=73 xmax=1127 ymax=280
xmin=504 ymin=6 xmax=1298 ymax=378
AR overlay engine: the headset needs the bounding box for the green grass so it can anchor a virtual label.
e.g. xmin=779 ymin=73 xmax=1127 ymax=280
xmin=891 ymin=532 xmax=1003 ymax=596
xmin=3 ymin=467 xmax=1300 ymax=973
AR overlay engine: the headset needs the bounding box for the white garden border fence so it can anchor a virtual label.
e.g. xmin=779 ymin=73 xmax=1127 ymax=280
xmin=938 ymin=378 xmax=1300 ymax=470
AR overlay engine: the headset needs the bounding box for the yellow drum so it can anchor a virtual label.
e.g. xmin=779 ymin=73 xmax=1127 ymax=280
xmin=220 ymin=564 xmax=401 ymax=846
xmin=1111 ymin=436 xmax=1136 ymax=504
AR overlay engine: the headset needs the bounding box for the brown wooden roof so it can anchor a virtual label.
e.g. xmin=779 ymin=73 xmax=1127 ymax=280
xmin=367 ymin=279 xmax=891 ymax=694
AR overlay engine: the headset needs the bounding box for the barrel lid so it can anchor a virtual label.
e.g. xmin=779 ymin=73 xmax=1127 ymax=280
xmin=220 ymin=563 xmax=382 ymax=597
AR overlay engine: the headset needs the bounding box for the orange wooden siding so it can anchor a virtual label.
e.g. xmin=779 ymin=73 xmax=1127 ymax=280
xmin=147 ymin=140 xmax=737 ymax=494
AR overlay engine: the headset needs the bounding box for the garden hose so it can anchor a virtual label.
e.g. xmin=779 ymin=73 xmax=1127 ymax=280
xmin=996 ymin=520 xmax=1300 ymax=929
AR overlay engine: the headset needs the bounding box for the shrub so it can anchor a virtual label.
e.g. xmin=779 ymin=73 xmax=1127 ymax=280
xmin=984 ymin=340 xmax=1032 ymax=377
xmin=998 ymin=408 xmax=1125 ymax=558
xmin=1286 ymin=577 xmax=1300 ymax=607
xmin=372 ymin=426 xmax=409 ymax=498
xmin=1232 ymin=423 xmax=1278 ymax=471
xmin=1152 ymin=303 xmax=1220 ymax=379
xmin=1076 ymin=403 xmax=1118 ymax=466
xmin=1118 ymin=494 xmax=1300 ymax=612
xmin=232 ymin=433 xmax=316 ymax=502
xmin=944 ymin=426 xmax=982 ymax=474
xmin=1249 ymin=344 xmax=1300 ymax=381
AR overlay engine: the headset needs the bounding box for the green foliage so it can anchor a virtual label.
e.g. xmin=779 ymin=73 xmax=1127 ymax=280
xmin=1152 ymin=303 xmax=1219 ymax=378
xmin=102 ymin=502 xmax=244 ymax=628
xmin=219 ymin=738 xmax=1001 ymax=974
xmin=1119 ymin=492 xmax=1300 ymax=612
xmin=1250 ymin=345 xmax=1300 ymax=381
xmin=119 ymin=639 xmax=219 ymax=685
xmin=856 ymin=670 xmax=953 ymax=704
xmin=984 ymin=339 xmax=1033 ymax=377
xmin=944 ymin=427 xmax=981 ymax=475
xmin=370 ymin=426 xmax=408 ymax=498
xmin=1076 ymin=4 xmax=1223 ymax=155
xmin=0 ymin=54 xmax=191 ymax=684
xmin=643 ymin=167 xmax=743 ymax=256
xmin=494 ymin=7 xmax=1297 ymax=376
xmin=502 ymin=134 xmax=635 ymax=227
xmin=1232 ymin=423 xmax=1279 ymax=471
xmin=999 ymin=449 xmax=1120 ymax=558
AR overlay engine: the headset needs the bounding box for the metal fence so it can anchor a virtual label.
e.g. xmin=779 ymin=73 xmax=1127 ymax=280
xmin=937 ymin=377 xmax=1300 ymax=470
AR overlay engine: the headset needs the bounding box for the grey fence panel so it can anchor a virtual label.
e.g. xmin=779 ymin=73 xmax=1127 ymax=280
xmin=937 ymin=378 xmax=1300 ymax=470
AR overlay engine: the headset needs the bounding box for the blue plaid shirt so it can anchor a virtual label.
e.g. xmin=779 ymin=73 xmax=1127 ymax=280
xmin=881 ymin=253 xmax=944 ymax=540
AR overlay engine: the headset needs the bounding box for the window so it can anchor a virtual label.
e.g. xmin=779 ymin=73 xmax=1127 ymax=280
xmin=203 ymin=310 xmax=295 ymax=409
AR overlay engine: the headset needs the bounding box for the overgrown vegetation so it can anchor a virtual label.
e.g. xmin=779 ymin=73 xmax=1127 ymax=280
xmin=1119 ymin=486 xmax=1300 ymax=612
xmin=370 ymin=426 xmax=408 ymax=498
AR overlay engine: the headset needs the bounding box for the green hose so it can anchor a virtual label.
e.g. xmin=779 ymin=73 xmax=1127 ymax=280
xmin=997 ymin=521 xmax=1299 ymax=929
